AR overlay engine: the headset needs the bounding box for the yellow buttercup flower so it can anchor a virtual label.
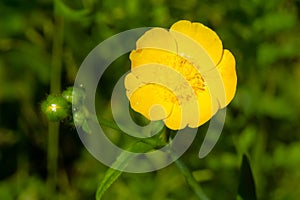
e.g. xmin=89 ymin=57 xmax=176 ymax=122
xmin=125 ymin=20 xmax=237 ymax=130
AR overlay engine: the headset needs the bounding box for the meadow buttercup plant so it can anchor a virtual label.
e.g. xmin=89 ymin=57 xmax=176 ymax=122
xmin=42 ymin=20 xmax=245 ymax=200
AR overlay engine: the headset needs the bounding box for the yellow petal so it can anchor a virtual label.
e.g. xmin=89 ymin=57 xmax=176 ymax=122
xmin=130 ymin=49 xmax=177 ymax=69
xmin=164 ymin=90 xmax=203 ymax=130
xmin=163 ymin=85 xmax=220 ymax=130
xmin=164 ymin=98 xmax=200 ymax=130
xmin=129 ymin=84 xmax=174 ymax=120
xmin=128 ymin=63 xmax=196 ymax=99
xmin=164 ymin=102 xmax=186 ymax=130
xmin=194 ymin=89 xmax=219 ymax=127
xmin=124 ymin=73 xmax=144 ymax=97
xmin=170 ymin=20 xmax=223 ymax=65
xmin=217 ymin=50 xmax=237 ymax=107
xmin=136 ymin=28 xmax=177 ymax=53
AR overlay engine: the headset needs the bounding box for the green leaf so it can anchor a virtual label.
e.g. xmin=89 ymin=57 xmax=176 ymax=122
xmin=95 ymin=141 xmax=154 ymax=200
xmin=95 ymin=161 xmax=125 ymax=200
xmin=237 ymin=155 xmax=257 ymax=200
xmin=95 ymin=120 xmax=167 ymax=199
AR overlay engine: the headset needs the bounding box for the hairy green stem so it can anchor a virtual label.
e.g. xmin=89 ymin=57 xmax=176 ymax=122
xmin=47 ymin=15 xmax=64 ymax=192
xmin=50 ymin=16 xmax=64 ymax=94
xmin=175 ymin=158 xmax=210 ymax=200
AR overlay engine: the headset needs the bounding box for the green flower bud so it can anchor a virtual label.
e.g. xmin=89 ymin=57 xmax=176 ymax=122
xmin=62 ymin=86 xmax=86 ymax=105
xmin=41 ymin=95 xmax=70 ymax=121
xmin=62 ymin=87 xmax=73 ymax=103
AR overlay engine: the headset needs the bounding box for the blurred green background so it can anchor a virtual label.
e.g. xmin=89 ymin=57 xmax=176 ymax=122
xmin=1 ymin=0 xmax=300 ymax=199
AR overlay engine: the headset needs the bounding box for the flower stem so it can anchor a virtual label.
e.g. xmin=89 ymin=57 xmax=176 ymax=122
xmin=175 ymin=158 xmax=210 ymax=200
xmin=47 ymin=14 xmax=64 ymax=192
xmin=47 ymin=122 xmax=59 ymax=190
xmin=164 ymin=128 xmax=209 ymax=199
xmin=98 ymin=117 xmax=122 ymax=132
